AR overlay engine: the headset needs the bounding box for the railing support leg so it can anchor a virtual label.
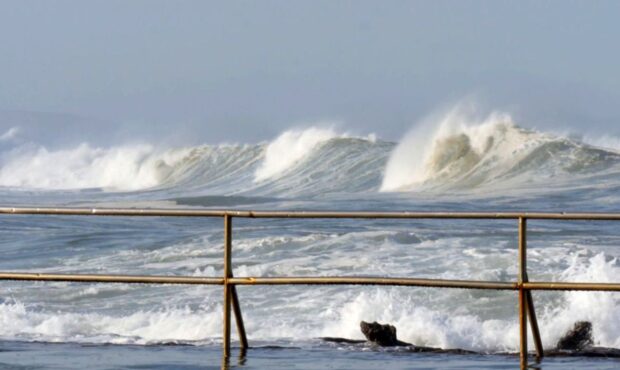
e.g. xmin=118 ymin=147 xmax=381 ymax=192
xmin=525 ymin=273 xmax=544 ymax=360
xmin=223 ymin=214 xmax=232 ymax=359
xmin=231 ymin=279 xmax=248 ymax=349
xmin=518 ymin=217 xmax=528 ymax=369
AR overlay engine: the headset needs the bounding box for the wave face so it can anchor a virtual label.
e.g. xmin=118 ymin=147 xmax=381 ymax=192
xmin=381 ymin=110 xmax=620 ymax=192
xmin=0 ymin=128 xmax=388 ymax=196
xmin=1 ymin=120 xmax=620 ymax=196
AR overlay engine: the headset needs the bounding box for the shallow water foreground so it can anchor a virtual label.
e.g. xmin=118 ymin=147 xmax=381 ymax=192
xmin=1 ymin=342 xmax=619 ymax=370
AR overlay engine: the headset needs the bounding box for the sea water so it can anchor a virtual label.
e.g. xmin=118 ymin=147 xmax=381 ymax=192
xmin=0 ymin=110 xmax=619 ymax=369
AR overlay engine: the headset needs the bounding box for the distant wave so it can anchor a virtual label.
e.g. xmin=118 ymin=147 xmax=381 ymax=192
xmin=381 ymin=109 xmax=620 ymax=192
xmin=0 ymin=143 xmax=193 ymax=191
xmin=0 ymin=127 xmax=385 ymax=195
xmin=1 ymin=118 xmax=619 ymax=196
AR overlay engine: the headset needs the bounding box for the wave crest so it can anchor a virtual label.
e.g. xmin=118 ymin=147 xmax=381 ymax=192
xmin=254 ymin=127 xmax=339 ymax=182
xmin=2 ymin=117 xmax=619 ymax=195
xmin=381 ymin=109 xmax=620 ymax=192
xmin=0 ymin=143 xmax=191 ymax=191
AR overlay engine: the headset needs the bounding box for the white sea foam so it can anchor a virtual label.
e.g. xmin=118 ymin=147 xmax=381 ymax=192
xmin=254 ymin=127 xmax=339 ymax=182
xmin=0 ymin=227 xmax=617 ymax=351
xmin=0 ymin=300 xmax=222 ymax=344
xmin=0 ymin=143 xmax=191 ymax=191
xmin=319 ymin=251 xmax=619 ymax=351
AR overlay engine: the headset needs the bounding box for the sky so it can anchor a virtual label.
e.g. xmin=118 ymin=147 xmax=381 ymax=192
xmin=1 ymin=0 xmax=619 ymax=145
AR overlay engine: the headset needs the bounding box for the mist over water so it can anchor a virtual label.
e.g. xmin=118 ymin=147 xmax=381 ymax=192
xmin=0 ymin=106 xmax=619 ymax=356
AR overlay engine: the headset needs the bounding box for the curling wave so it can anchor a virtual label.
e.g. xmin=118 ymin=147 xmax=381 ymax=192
xmin=381 ymin=110 xmax=620 ymax=192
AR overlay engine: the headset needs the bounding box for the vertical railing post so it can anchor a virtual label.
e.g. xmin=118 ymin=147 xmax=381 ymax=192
xmin=223 ymin=214 xmax=232 ymax=359
xmin=518 ymin=217 xmax=528 ymax=369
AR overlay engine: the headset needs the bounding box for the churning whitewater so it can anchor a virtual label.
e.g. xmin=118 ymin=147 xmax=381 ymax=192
xmin=0 ymin=109 xmax=619 ymax=354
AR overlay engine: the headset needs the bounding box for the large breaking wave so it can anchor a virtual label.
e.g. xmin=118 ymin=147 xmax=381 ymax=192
xmin=1 ymin=113 xmax=620 ymax=196
xmin=381 ymin=109 xmax=620 ymax=192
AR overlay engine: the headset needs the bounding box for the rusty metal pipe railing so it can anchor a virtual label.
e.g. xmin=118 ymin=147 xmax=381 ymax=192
xmin=5 ymin=207 xmax=620 ymax=220
xmin=230 ymin=279 xmax=248 ymax=349
xmin=222 ymin=215 xmax=232 ymax=359
xmin=518 ymin=218 xmax=529 ymax=368
xmin=227 ymin=277 xmax=517 ymax=289
xmin=222 ymin=214 xmax=248 ymax=357
xmin=526 ymin=291 xmax=543 ymax=360
xmin=1 ymin=207 xmax=620 ymax=370
xmin=1 ymin=272 xmax=616 ymax=291
xmin=522 ymin=282 xmax=620 ymax=291
xmin=0 ymin=272 xmax=223 ymax=285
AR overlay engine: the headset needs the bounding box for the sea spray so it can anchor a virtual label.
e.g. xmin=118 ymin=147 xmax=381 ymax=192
xmin=381 ymin=108 xmax=620 ymax=192
xmin=0 ymin=127 xmax=19 ymax=142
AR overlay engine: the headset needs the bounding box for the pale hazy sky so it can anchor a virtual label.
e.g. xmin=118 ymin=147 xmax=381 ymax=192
xmin=1 ymin=0 xmax=619 ymax=144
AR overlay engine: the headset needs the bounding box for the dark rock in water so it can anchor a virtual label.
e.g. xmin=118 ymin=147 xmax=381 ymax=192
xmin=545 ymin=346 xmax=620 ymax=358
xmin=320 ymin=337 xmax=366 ymax=344
xmin=360 ymin=321 xmax=411 ymax=346
xmin=556 ymin=321 xmax=594 ymax=351
xmin=322 ymin=319 xmax=620 ymax=358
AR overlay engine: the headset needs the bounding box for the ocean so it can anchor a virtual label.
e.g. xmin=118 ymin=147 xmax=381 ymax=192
xmin=0 ymin=112 xmax=619 ymax=368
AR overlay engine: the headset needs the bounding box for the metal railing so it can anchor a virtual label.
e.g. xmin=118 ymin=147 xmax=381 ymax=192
xmin=1 ymin=207 xmax=620 ymax=369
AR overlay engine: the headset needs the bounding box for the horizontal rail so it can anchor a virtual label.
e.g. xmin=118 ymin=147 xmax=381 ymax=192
xmin=0 ymin=272 xmax=223 ymax=285
xmin=4 ymin=207 xmax=620 ymax=220
xmin=228 ymin=277 xmax=517 ymax=289
xmin=1 ymin=272 xmax=618 ymax=291
xmin=523 ymin=282 xmax=620 ymax=292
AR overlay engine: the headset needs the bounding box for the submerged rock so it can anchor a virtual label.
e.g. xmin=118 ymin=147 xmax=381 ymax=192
xmin=359 ymin=321 xmax=411 ymax=346
xmin=545 ymin=320 xmax=620 ymax=358
xmin=556 ymin=321 xmax=594 ymax=351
